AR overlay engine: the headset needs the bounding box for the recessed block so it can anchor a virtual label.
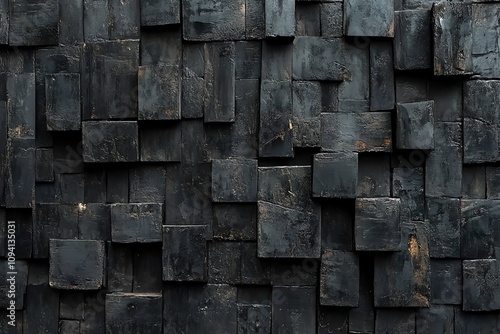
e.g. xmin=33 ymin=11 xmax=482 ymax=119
xmin=472 ymin=3 xmax=500 ymax=79
xmin=7 ymin=73 xmax=35 ymax=138
xmin=394 ymin=10 xmax=431 ymax=70
xmin=129 ymin=166 xmax=166 ymax=203
xmin=392 ymin=167 xmax=425 ymax=222
xmin=111 ymin=204 xmax=163 ymax=243
xmin=35 ymin=148 xmax=54 ymax=182
xmin=462 ymin=165 xmax=486 ymax=199
xmin=313 ymin=152 xmax=358 ymax=199
xmin=208 ymin=241 xmax=241 ymax=284
xmin=321 ymin=2 xmax=343 ymax=38
xmin=357 ymin=153 xmax=391 ymax=197
xmin=272 ymin=287 xmax=316 ymax=334
xmin=344 ymin=0 xmax=394 ymax=37
xmin=106 ymin=293 xmax=162 ymax=333
xmin=141 ymin=0 xmax=180 ymax=26
xmin=461 ymin=199 xmax=495 ymax=259
xmin=292 ymin=81 xmax=321 ymax=147
xmin=49 ymin=239 xmax=104 ymax=290
xmin=320 ymin=250 xmax=359 ymax=307
xmin=426 ymin=198 xmax=460 ymax=258
xmin=78 ymin=203 xmax=111 ymax=241
xmin=416 ymin=305 xmax=454 ymax=334
xmin=237 ymin=304 xmax=271 ymax=334
xmin=6 ymin=138 xmax=35 ymax=208
xmin=355 ymin=198 xmax=401 ymax=251
xmin=212 ymin=158 xmax=258 ymax=202
xmin=45 ymin=73 xmax=81 ymax=131
xmin=396 ymin=101 xmax=434 ymax=150
xmin=265 ymin=0 xmax=295 ymax=38
xmin=463 ymin=259 xmax=500 ymax=311
xmin=213 ymin=203 xmax=257 ymax=241
xmin=82 ymin=121 xmax=138 ymax=163
xmin=370 ymin=41 xmax=395 ymax=111
xmin=139 ymin=123 xmax=181 ymax=162
xmin=430 ymin=259 xmax=462 ymax=305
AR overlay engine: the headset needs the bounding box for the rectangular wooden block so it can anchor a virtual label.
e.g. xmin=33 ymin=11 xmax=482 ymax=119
xmin=181 ymin=77 xmax=204 ymax=119
xmin=246 ymin=0 xmax=265 ymax=39
xmin=106 ymin=293 xmax=162 ymax=333
xmin=487 ymin=167 xmax=500 ymax=199
xmin=370 ymin=41 xmax=395 ymax=111
xmin=357 ymin=153 xmax=391 ymax=197
xmin=213 ymin=203 xmax=257 ymax=241
xmin=232 ymin=79 xmax=259 ymax=158
xmin=35 ymin=148 xmax=54 ymax=182
xmin=138 ymin=65 xmax=180 ymax=120
xmin=84 ymin=0 xmax=109 ymax=42
xmin=416 ymin=305 xmax=454 ymax=334
xmin=355 ymin=198 xmax=401 ymax=251
xmin=313 ymin=152 xmax=358 ymax=199
xmin=9 ymin=0 xmax=59 ymax=46
xmin=7 ymin=73 xmax=35 ymax=138
xmin=259 ymin=80 xmax=293 ymax=157
xmin=272 ymin=287 xmax=316 ymax=334
xmin=426 ymin=198 xmax=460 ymax=258
xmin=376 ymin=310 xmax=415 ymax=334
xmin=265 ymin=0 xmax=295 ymax=38
xmin=78 ymin=204 xmax=111 ymax=241
xmin=56 ymin=173 xmax=84 ymax=204
xmin=240 ymin=242 xmax=271 ymax=284
xmin=394 ymin=10 xmax=431 ymax=70
xmin=45 ymin=73 xmax=81 ymax=131
xmin=428 ymin=80 xmax=462 ymax=122
xmin=60 ymin=291 xmax=85 ymax=320
xmin=108 ymin=0 xmax=140 ymax=39
xmin=0 ymin=1 xmax=7 ymax=44
xmin=212 ymin=158 xmax=258 ymax=202
xmin=204 ymin=42 xmax=235 ymax=123
xmin=261 ymin=41 xmax=292 ymax=81
xmin=24 ymin=284 xmax=59 ymax=334
xmin=49 ymin=239 xmax=105 ymax=290
xmin=396 ymin=101 xmax=435 ymax=150
xmin=392 ymin=167 xmax=425 ymax=221
xmin=142 ymin=28 xmax=181 ymax=67
xmin=349 ymin=257 xmax=375 ymax=333
xmin=111 ymin=203 xmax=163 ymax=243
xmin=292 ymin=81 xmax=321 ymax=147
xmin=129 ymin=166 xmax=166 ymax=203
xmin=462 ymin=165 xmax=486 ymax=199
xmin=374 ymin=221 xmax=430 ymax=307
xmin=59 ymin=0 xmax=83 ymax=44
xmin=236 ymin=41 xmax=261 ymax=80
xmin=321 ymin=2 xmax=343 ymax=38
xmin=83 ymin=170 xmax=107 ymax=203
xmin=454 ymin=309 xmax=500 ymax=334
xmin=182 ymin=0 xmax=245 ymax=41
xmin=107 ymin=242 xmax=133 ymax=292
xmin=141 ymin=0 xmax=180 ymax=26
xmin=320 ymin=250 xmax=359 ymax=307
xmin=472 ymin=3 xmax=500 ymax=79
xmin=339 ymin=42 xmax=370 ymax=112
xmin=433 ymin=2 xmax=473 ymax=75
xmin=463 ymin=259 xmax=500 ymax=311
xmin=140 ymin=123 xmax=181 ymax=162
xmin=133 ymin=244 xmax=162 ymax=293
xmin=430 ymin=259 xmax=462 ymax=305
xmin=295 ymin=3 xmax=321 ymax=36
xmin=82 ymin=121 xmax=139 ymax=163
xmin=181 ymin=120 xmax=209 ymax=162
xmin=208 ymin=242 xmax=241 ymax=284
xmin=318 ymin=307 xmax=349 ymax=334
xmin=163 ymin=225 xmax=207 ymax=282
xmin=238 ymin=304 xmax=271 ymax=334
xmin=463 ymin=118 xmax=498 ymax=163
xmin=106 ymin=168 xmax=128 ymax=203
xmin=0 ymin=260 xmax=28 ymax=309
xmin=344 ymin=0 xmax=394 ymax=37
xmin=6 ymin=138 xmax=35 ymax=208
xmin=321 ymin=200 xmax=353 ymax=251
xmin=461 ymin=199 xmax=495 ymax=259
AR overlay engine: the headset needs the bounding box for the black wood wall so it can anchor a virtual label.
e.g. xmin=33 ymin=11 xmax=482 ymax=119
xmin=1 ymin=0 xmax=500 ymax=333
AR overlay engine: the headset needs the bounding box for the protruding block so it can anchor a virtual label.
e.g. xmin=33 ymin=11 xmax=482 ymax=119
xmin=106 ymin=293 xmax=162 ymax=333
xmin=426 ymin=198 xmax=460 ymax=258
xmin=9 ymin=0 xmax=59 ymax=46
xmin=313 ymin=152 xmax=358 ymax=199
xmin=432 ymin=2 xmax=473 ymax=75
xmin=212 ymin=158 xmax=258 ymax=202
xmin=265 ymin=0 xmax=295 ymax=38
xmin=45 ymin=73 xmax=81 ymax=131
xmin=111 ymin=204 xmax=163 ymax=243
xmin=182 ymin=0 xmax=245 ymax=41
xmin=355 ymin=198 xmax=401 ymax=251
xmin=138 ymin=65 xmax=180 ymax=120
xmin=396 ymin=101 xmax=434 ymax=150
xmin=49 ymin=239 xmax=105 ymax=290
xmin=394 ymin=10 xmax=431 ymax=70
xmin=374 ymin=221 xmax=430 ymax=307
xmin=272 ymin=287 xmax=316 ymax=334
xmin=141 ymin=0 xmax=180 ymax=26
xmin=292 ymin=81 xmax=321 ymax=147
xmin=461 ymin=200 xmax=495 ymax=259
xmin=257 ymin=201 xmax=321 ymax=258
xmin=370 ymin=41 xmax=395 ymax=111
xmin=463 ymin=259 xmax=500 ymax=311
xmin=430 ymin=259 xmax=461 ymax=305
xmin=320 ymin=250 xmax=359 ymax=307
xmin=82 ymin=121 xmax=139 ymax=163
xmin=344 ymin=0 xmax=394 ymax=37
xmin=163 ymin=225 xmax=207 ymax=282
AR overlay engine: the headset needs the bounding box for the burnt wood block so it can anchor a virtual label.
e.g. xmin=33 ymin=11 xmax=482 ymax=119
xmin=292 ymin=81 xmax=321 ymax=147
xmin=246 ymin=0 xmax=265 ymax=39
xmin=257 ymin=201 xmax=321 ymax=258
xmin=111 ymin=203 xmax=162 ymax=243
xmin=208 ymin=241 xmax=241 ymax=284
xmin=107 ymin=242 xmax=133 ymax=292
xmin=108 ymin=0 xmax=140 ymax=40
xmin=370 ymin=41 xmax=395 ymax=111
xmin=321 ymin=112 xmax=392 ymax=152
xmin=432 ymin=2 xmax=473 ymax=75
xmin=212 ymin=158 xmax=258 ymax=202
xmin=392 ymin=167 xmax=424 ymax=221
xmin=454 ymin=309 xmax=500 ymax=334
xmin=265 ymin=0 xmax=295 ymax=38
xmin=375 ymin=309 xmax=416 ymax=334
xmin=78 ymin=203 xmax=111 ymax=241
xmin=313 ymin=152 xmax=358 ymax=199
xmin=6 ymin=138 xmax=35 ymax=208
xmin=396 ymin=101 xmax=434 ymax=150
xmin=462 ymin=165 xmax=486 ymax=199
xmin=138 ymin=65 xmax=181 ymax=120
xmin=181 ymin=42 xmax=204 ymax=77
xmin=106 ymin=293 xmax=162 ymax=333
xmin=461 ymin=199 xmax=495 ymax=259
xmin=472 ymin=3 xmax=500 ymax=79
xmin=129 ymin=166 xmax=166 ymax=203
xmin=259 ymin=80 xmax=293 ymax=157
xmin=56 ymin=173 xmax=85 ymax=204
xmin=142 ymin=28 xmax=181 ymax=67
xmin=133 ymin=244 xmax=162 ymax=293
xmin=344 ymin=0 xmax=394 ymax=37
xmin=416 ymin=305 xmax=454 ymax=334
xmin=426 ymin=198 xmax=460 ymax=258
xmin=213 ymin=203 xmax=257 ymax=241
xmin=338 ymin=42 xmax=370 ymax=112
xmin=45 ymin=73 xmax=81 ymax=131
xmin=318 ymin=307 xmax=349 ymax=334
xmin=59 ymin=320 xmax=80 ymax=334
xmin=35 ymin=148 xmax=54 ymax=182
xmin=394 ymin=10 xmax=431 ymax=70
xmin=0 ymin=260 xmax=28 ymax=309
xmin=83 ymin=0 xmax=109 ymax=42
xmin=292 ymin=37 xmax=346 ymax=81
xmin=163 ymin=225 xmax=207 ymax=282
xmin=464 ymin=80 xmax=500 ymax=124
xmin=240 ymin=242 xmax=271 ymax=284
xmin=235 ymin=41 xmax=261 ymax=80
xmin=357 ymin=153 xmax=391 ymax=197
xmin=163 ymin=284 xmax=237 ymax=333
xmin=182 ymin=0 xmax=245 ymax=41
xmin=24 ymin=284 xmax=59 ymax=334
xmin=82 ymin=121 xmax=139 ymax=163
xmin=268 ymin=258 xmax=317 ymax=286
xmin=232 ymin=79 xmax=259 ymax=158
xmin=237 ymin=304 xmax=272 ymax=334
xmin=355 ymin=198 xmax=401 ymax=251
xmin=428 ymin=80 xmax=462 ymax=122
xmin=9 ymin=0 xmax=59 ymax=46
xmin=59 ymin=291 xmax=85 ymax=320
xmin=487 ymin=167 xmax=500 ymax=199
xmin=321 ymin=82 xmax=339 ymax=112
xmin=181 ymin=120 xmax=210 ymax=162
xmin=261 ymin=41 xmax=292 ymax=81
xmin=84 ymin=170 xmax=107 ymax=203
xmin=430 ymin=259 xmax=462 ymax=305
xmin=49 ymin=239 xmax=105 ymax=290
xmin=463 ymin=259 xmax=500 ymax=311
xmin=59 ymin=0 xmax=83 ymax=44
xmin=141 ymin=0 xmax=180 ymax=26
xmin=321 ymin=2 xmax=343 ymax=38
xmin=395 ymin=74 xmax=427 ymax=104
xmin=349 ymin=256 xmax=375 ymax=333
xmin=321 ymin=200 xmax=354 ymax=251
xmin=7 ymin=73 xmax=35 ymax=138
xmin=463 ymin=118 xmax=498 ymax=163
xmin=320 ymin=250 xmax=359 ymax=307
xmin=295 ymin=3 xmax=321 ymax=36
xmin=374 ymin=221 xmax=430 ymax=307
xmin=0 ymin=1 xmax=7 ymax=44
xmin=181 ymin=77 xmax=204 ymax=119
xmin=140 ymin=123 xmax=181 ymax=162
xmin=106 ymin=168 xmax=129 ymax=203
xmin=272 ymin=286 xmax=316 ymax=334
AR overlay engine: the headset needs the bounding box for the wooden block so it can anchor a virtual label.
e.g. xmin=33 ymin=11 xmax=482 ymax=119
xmin=212 ymin=158 xmax=258 ymax=203
xmin=141 ymin=28 xmax=181 ymax=66
xmin=56 ymin=173 xmax=84 ymax=204
xmin=45 ymin=73 xmax=81 ymax=131
xmin=320 ymin=250 xmax=359 ymax=307
xmin=139 ymin=123 xmax=181 ymax=162
xmin=338 ymin=42 xmax=370 ymax=112
xmin=24 ymin=284 xmax=59 ymax=334
xmin=416 ymin=305 xmax=454 ymax=334
xmin=344 ymin=0 xmax=394 ymax=37
xmin=59 ymin=320 xmax=80 ymax=334
xmin=106 ymin=168 xmax=128 ymax=203
xmin=0 ymin=1 xmax=7 ymax=44
xmin=463 ymin=259 xmax=500 ymax=311
xmin=349 ymin=256 xmax=375 ymax=333
xmin=181 ymin=120 xmax=209 ymax=162
xmin=208 ymin=242 xmax=241 ymax=284
xmin=232 ymin=79 xmax=259 ymax=158
xmin=108 ymin=0 xmax=140 ymax=39
xmin=133 ymin=244 xmax=162 ymax=293
xmin=462 ymin=165 xmax=486 ymax=199
xmin=182 ymin=0 xmax=245 ymax=41
xmin=52 ymin=136 xmax=83 ymax=174
xmin=111 ymin=204 xmax=163 ymax=243
xmin=129 ymin=166 xmax=166 ymax=203
xmin=355 ymin=198 xmax=401 ymax=251
xmin=246 ymin=0 xmax=265 ymax=39
xmin=59 ymin=0 xmax=83 ymax=44
xmin=461 ymin=199 xmax=495 ymax=259
xmin=272 ymin=287 xmax=316 ymax=334
xmin=313 ymin=152 xmax=358 ymax=199
xmin=454 ymin=309 xmax=500 ymax=334
xmin=430 ymin=259 xmax=462 ymax=305
xmin=268 ymin=259 xmax=317 ymax=286
xmin=7 ymin=73 xmax=35 ymax=138
xmin=236 ymin=41 xmax=261 ymax=80
xmin=181 ymin=42 xmax=204 ymax=77
xmin=321 ymin=2 xmax=343 ymax=38
xmin=395 ymin=74 xmax=428 ymax=103
xmin=138 ymin=65 xmax=181 ymax=120
xmin=321 ymin=200 xmax=353 ymax=251
xmin=487 ymin=167 xmax=500 ymax=198
xmin=60 ymin=291 xmax=85 ymax=320
xmin=472 ymin=3 xmax=500 ymax=79
xmin=78 ymin=204 xmax=111 ymax=241
xmin=80 ymin=290 xmax=106 ymax=334
xmin=394 ymin=10 xmax=431 ymax=70
xmin=357 ymin=153 xmax=391 ymax=197
xmin=9 ymin=0 xmax=59 ymax=46
xmin=374 ymin=221 xmax=430 ymax=307
xmin=213 ymin=203 xmax=257 ymax=241
xmin=464 ymin=80 xmax=500 ymax=123
xmin=162 ymin=225 xmax=207 ymax=282
xmin=107 ymin=242 xmax=133 ymax=292
xmin=295 ymin=3 xmax=321 ymax=36
xmin=82 ymin=121 xmax=139 ymax=163
xmin=0 ymin=260 xmax=28 ymax=309
xmin=396 ymin=101 xmax=435 ymax=150
xmin=463 ymin=118 xmax=498 ymax=163
xmin=49 ymin=240 xmax=105 ymax=290
xmin=265 ymin=0 xmax=295 ymax=38
xmin=83 ymin=0 xmax=109 ymax=42
xmin=370 ymin=41 xmax=395 ymax=111
xmin=428 ymin=80 xmax=462 ymax=122
xmin=106 ymin=293 xmax=162 ymax=333
xmin=35 ymin=148 xmax=54 ymax=182
xmin=141 ymin=0 xmax=180 ymax=26
xmin=433 ymin=2 xmax=473 ymax=75
xmin=181 ymin=77 xmax=204 ymax=118
xmin=261 ymin=41 xmax=292 ymax=81
xmin=237 ymin=304 xmax=272 ymax=334
xmin=6 ymin=138 xmax=35 ymax=208
xmin=292 ymin=81 xmax=321 ymax=148
xmin=318 ymin=307 xmax=349 ymax=334
xmin=392 ymin=167 xmax=425 ymax=221
xmin=426 ymin=198 xmax=460 ymax=258
xmin=83 ymin=170 xmax=107 ymax=203
xmin=240 ymin=242 xmax=271 ymax=285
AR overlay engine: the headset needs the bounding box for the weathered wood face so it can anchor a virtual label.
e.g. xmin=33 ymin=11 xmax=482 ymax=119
xmin=2 ymin=1 xmax=500 ymax=333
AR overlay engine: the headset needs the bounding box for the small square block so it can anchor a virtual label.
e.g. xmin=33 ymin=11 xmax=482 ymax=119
xmin=396 ymin=101 xmax=435 ymax=150
xmin=313 ymin=152 xmax=358 ymax=199
xmin=355 ymin=198 xmax=401 ymax=251
xmin=49 ymin=239 xmax=104 ymax=290
xmin=320 ymin=250 xmax=359 ymax=307
xmin=212 ymin=158 xmax=258 ymax=202
xmin=111 ymin=204 xmax=163 ymax=243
